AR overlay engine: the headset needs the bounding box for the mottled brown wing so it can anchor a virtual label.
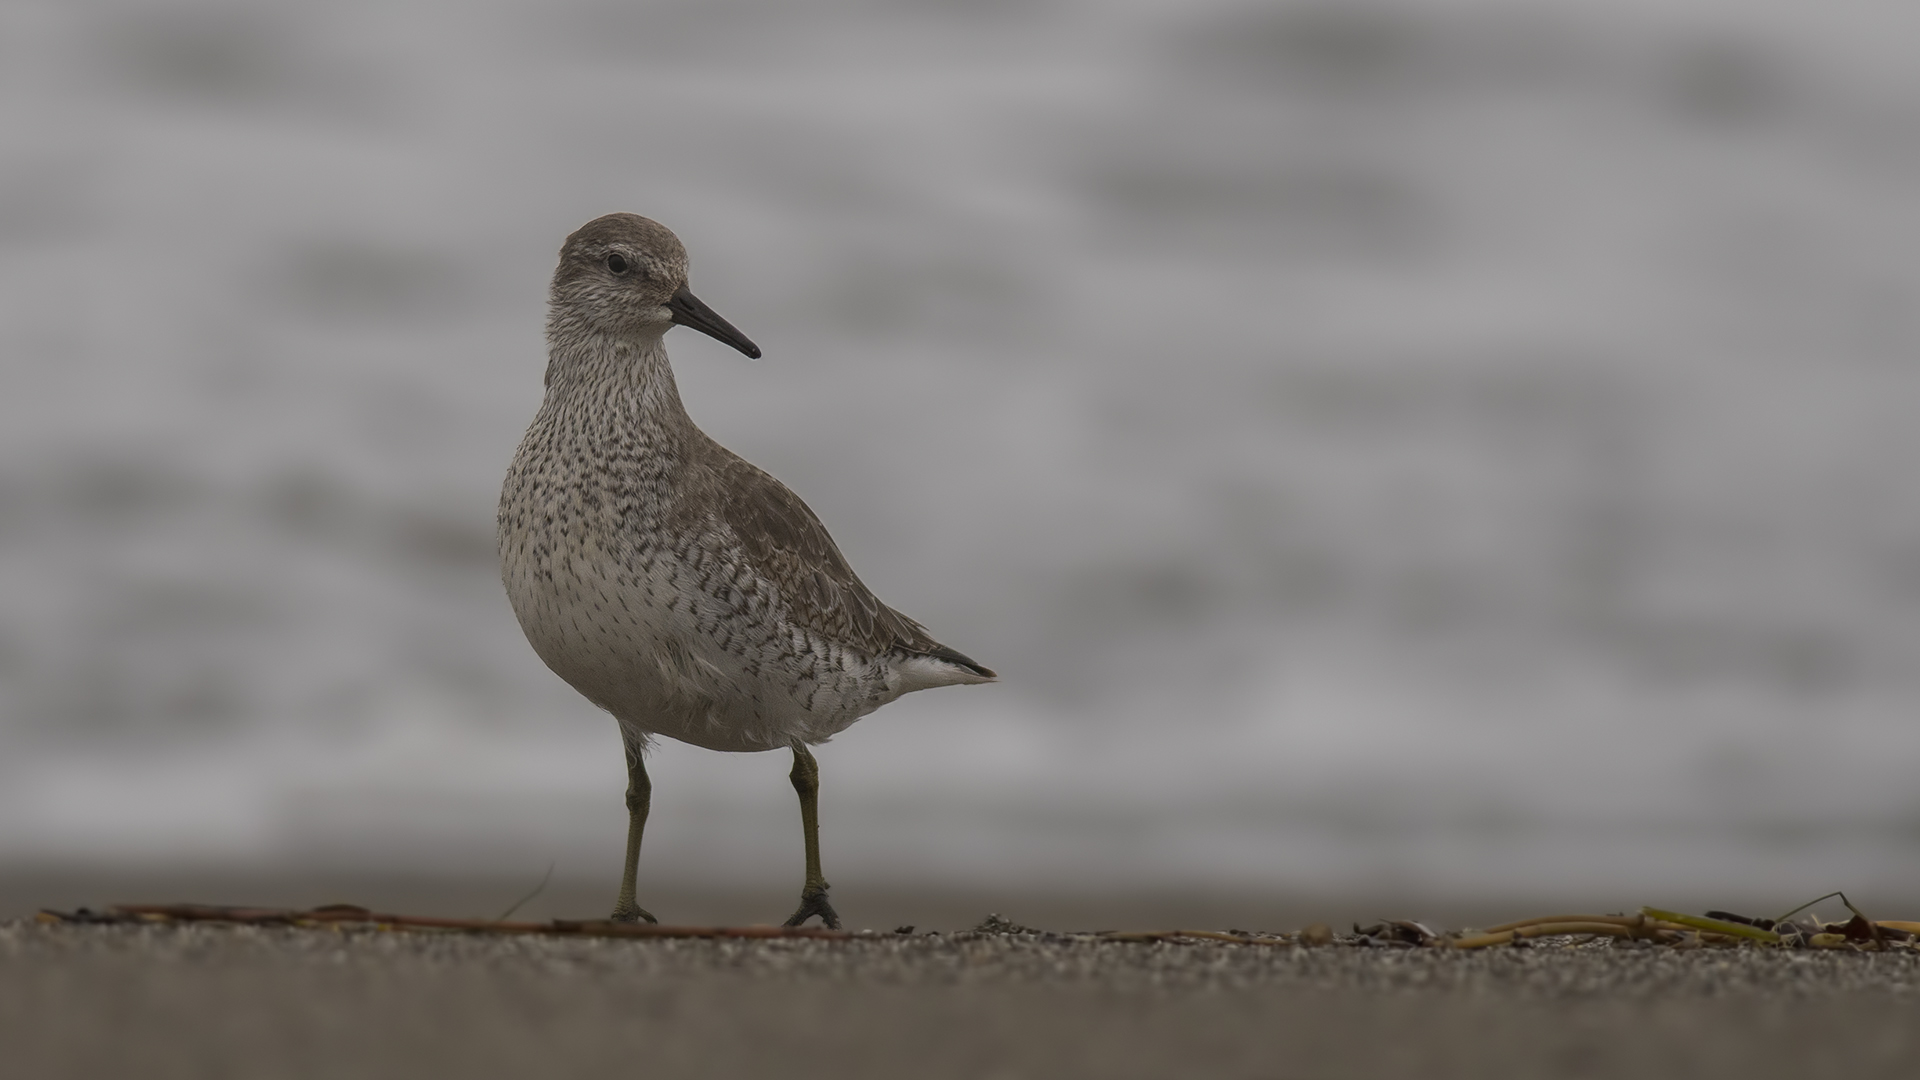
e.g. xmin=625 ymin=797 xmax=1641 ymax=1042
xmin=702 ymin=445 xmax=941 ymax=658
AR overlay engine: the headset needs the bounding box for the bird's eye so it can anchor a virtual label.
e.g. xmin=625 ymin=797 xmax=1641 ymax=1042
xmin=606 ymin=254 xmax=630 ymax=274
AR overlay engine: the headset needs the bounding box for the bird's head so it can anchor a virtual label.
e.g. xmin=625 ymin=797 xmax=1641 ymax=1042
xmin=550 ymin=213 xmax=761 ymax=359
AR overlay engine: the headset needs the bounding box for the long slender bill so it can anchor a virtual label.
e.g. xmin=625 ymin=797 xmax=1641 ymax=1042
xmin=668 ymin=285 xmax=762 ymax=359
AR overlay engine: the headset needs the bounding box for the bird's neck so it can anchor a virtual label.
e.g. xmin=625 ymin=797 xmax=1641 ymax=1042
xmin=540 ymin=330 xmax=696 ymax=448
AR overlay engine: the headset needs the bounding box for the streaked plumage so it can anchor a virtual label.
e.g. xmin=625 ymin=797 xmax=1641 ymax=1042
xmin=497 ymin=213 xmax=993 ymax=926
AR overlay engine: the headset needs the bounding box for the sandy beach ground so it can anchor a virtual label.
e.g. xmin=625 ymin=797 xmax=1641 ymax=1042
xmin=5 ymin=870 xmax=1920 ymax=1079
xmin=6 ymin=918 xmax=1920 ymax=1080
xmin=0 ymin=865 xmax=1533 ymax=935
xmin=9 ymin=864 xmax=1884 ymax=937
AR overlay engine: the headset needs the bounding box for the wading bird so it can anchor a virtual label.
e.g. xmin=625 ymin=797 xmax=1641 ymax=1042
xmin=499 ymin=214 xmax=994 ymax=928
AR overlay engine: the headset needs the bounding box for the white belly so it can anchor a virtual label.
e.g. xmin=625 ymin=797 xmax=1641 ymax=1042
xmin=500 ymin=533 xmax=886 ymax=752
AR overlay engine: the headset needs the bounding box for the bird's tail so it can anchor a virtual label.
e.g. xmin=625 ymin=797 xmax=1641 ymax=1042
xmin=891 ymin=644 xmax=997 ymax=693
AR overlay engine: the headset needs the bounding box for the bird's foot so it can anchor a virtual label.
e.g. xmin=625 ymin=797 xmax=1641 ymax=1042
xmin=782 ymin=886 xmax=841 ymax=930
xmin=609 ymin=902 xmax=658 ymax=925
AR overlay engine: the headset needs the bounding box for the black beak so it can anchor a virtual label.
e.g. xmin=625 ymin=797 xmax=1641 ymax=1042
xmin=668 ymin=285 xmax=762 ymax=359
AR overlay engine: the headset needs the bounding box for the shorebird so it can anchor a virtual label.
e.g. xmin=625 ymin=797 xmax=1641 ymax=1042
xmin=498 ymin=214 xmax=995 ymax=928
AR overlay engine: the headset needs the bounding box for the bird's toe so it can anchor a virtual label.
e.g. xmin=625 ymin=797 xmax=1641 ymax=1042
xmin=610 ymin=903 xmax=659 ymax=925
xmin=782 ymin=887 xmax=842 ymax=930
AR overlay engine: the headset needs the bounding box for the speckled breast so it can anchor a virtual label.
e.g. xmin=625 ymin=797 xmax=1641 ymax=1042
xmin=499 ymin=447 xmax=883 ymax=753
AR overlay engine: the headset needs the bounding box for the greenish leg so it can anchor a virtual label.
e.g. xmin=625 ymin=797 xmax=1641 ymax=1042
xmin=610 ymin=734 xmax=658 ymax=924
xmin=782 ymin=744 xmax=842 ymax=929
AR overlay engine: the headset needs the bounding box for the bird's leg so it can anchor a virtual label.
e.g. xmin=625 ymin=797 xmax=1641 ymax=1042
xmin=782 ymin=744 xmax=841 ymax=929
xmin=610 ymin=733 xmax=658 ymax=924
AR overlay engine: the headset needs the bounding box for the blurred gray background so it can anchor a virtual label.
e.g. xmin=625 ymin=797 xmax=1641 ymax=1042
xmin=3 ymin=0 xmax=1920 ymax=922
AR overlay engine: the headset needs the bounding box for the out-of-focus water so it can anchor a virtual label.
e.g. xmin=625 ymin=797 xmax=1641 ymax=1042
xmin=4 ymin=0 xmax=1920 ymax=903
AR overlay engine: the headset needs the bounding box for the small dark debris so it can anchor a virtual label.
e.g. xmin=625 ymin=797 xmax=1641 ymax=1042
xmin=1705 ymin=910 xmax=1776 ymax=931
xmin=1353 ymin=920 xmax=1438 ymax=947
xmin=971 ymin=913 xmax=1041 ymax=935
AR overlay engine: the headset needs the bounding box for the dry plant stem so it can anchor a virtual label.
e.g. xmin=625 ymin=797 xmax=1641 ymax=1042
xmin=1641 ymin=907 xmax=1782 ymax=944
xmin=1452 ymin=922 xmax=1675 ymax=950
xmin=1775 ymin=890 xmax=1848 ymax=926
xmin=95 ymin=904 xmax=852 ymax=940
xmin=1098 ymin=930 xmax=1292 ymax=946
xmin=1480 ymin=914 xmax=1678 ymax=935
xmin=494 ymin=862 xmax=554 ymax=923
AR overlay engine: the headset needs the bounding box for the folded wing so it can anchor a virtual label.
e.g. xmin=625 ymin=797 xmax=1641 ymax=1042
xmin=693 ymin=439 xmax=993 ymax=678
